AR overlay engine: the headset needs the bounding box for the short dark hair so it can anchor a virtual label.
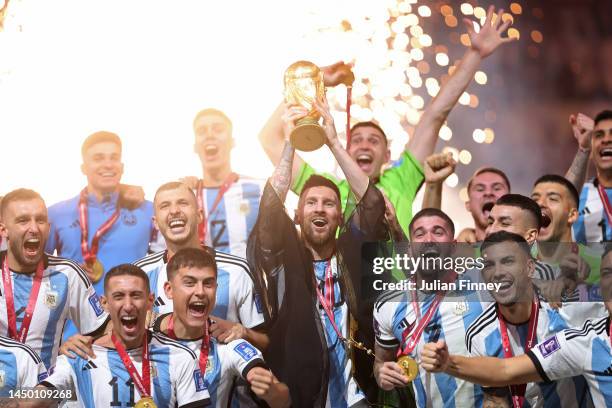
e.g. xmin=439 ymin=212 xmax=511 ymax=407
xmin=81 ymin=131 xmax=122 ymax=158
xmin=298 ymin=175 xmax=342 ymax=208
xmin=467 ymin=167 xmax=511 ymax=193
xmin=481 ymin=230 xmax=532 ymax=258
xmin=602 ymin=244 xmax=612 ymax=262
xmin=533 ymin=174 xmax=580 ymax=208
xmin=409 ymin=208 xmax=455 ymax=238
xmin=495 ymin=194 xmax=542 ymax=230
xmin=154 ymin=181 xmax=197 ymax=204
xmin=0 ymin=189 xmax=45 ymax=218
xmin=166 ymin=247 xmax=218 ymax=281
xmin=104 ymin=264 xmax=150 ymax=294
xmin=193 ymin=108 xmax=232 ymax=131
xmin=594 ymin=110 xmax=612 ymax=127
xmin=348 ymin=121 xmax=388 ymax=145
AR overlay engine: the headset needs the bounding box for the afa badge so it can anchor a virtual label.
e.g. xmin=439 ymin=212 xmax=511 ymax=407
xmin=44 ymin=290 xmax=59 ymax=309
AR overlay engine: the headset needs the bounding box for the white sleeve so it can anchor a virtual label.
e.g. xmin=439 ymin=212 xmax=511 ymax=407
xmin=19 ymin=350 xmax=47 ymax=388
xmin=174 ymin=351 xmax=212 ymax=408
xmin=226 ymin=339 xmax=266 ymax=379
xmin=41 ymin=355 xmax=74 ymax=390
xmin=373 ymin=300 xmax=400 ymax=348
xmin=234 ymin=271 xmax=265 ymax=329
xmin=69 ymin=266 xmax=109 ymax=334
xmin=526 ymin=328 xmax=588 ymax=382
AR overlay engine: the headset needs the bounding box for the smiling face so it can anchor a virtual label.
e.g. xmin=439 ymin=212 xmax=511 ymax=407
xmin=481 ymin=241 xmax=534 ymax=305
xmin=591 ymin=118 xmax=612 ymax=173
xmin=531 ymin=182 xmax=577 ymax=242
xmin=193 ymin=112 xmax=233 ymax=173
xmin=81 ymin=141 xmax=123 ymax=195
xmin=466 ymin=172 xmax=510 ymax=229
xmin=103 ymin=274 xmax=153 ymax=348
xmin=486 ymin=205 xmax=539 ymax=244
xmin=153 ymin=185 xmax=202 ymax=247
xmin=164 ymin=265 xmax=217 ymax=335
xmin=409 ymin=215 xmax=454 ymax=276
xmin=0 ymin=198 xmax=49 ymax=270
xmin=347 ymin=125 xmax=390 ymax=179
xmin=296 ymin=186 xmax=342 ymax=250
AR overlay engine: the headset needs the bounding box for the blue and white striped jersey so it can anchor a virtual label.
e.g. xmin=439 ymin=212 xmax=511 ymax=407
xmin=465 ymin=301 xmax=593 ymax=407
xmin=314 ymin=258 xmax=366 ymax=408
xmin=0 ymin=252 xmax=108 ymax=368
xmin=134 ymin=250 xmax=264 ymax=329
xmin=0 ymin=335 xmax=47 ymax=396
xmin=178 ymin=336 xmax=265 ymax=408
xmin=43 ymin=331 xmax=211 ymax=408
xmin=574 ymin=179 xmax=612 ymax=244
xmin=374 ymin=277 xmax=489 ymax=408
xmin=527 ymin=316 xmax=612 ymax=408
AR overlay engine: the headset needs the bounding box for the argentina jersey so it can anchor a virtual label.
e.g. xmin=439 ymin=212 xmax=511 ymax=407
xmin=574 ymin=179 xmax=612 ymax=244
xmin=374 ymin=280 xmax=489 ymax=408
xmin=42 ymin=331 xmax=211 ymax=407
xmin=178 ymin=336 xmax=265 ymax=407
xmin=465 ymin=301 xmax=593 ymax=407
xmin=314 ymin=258 xmax=366 ymax=408
xmin=199 ymin=177 xmax=265 ymax=258
xmin=0 ymin=252 xmax=108 ymax=369
xmin=0 ymin=335 xmax=47 ymax=396
xmin=134 ymin=250 xmax=264 ymax=329
xmin=527 ymin=316 xmax=612 ymax=408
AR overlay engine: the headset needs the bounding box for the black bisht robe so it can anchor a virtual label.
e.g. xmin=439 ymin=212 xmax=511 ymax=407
xmin=247 ymin=181 xmax=389 ymax=407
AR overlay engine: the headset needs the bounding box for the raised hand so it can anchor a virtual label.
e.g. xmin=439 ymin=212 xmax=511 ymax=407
xmin=281 ymin=104 xmax=309 ymax=143
xmin=60 ymin=334 xmax=95 ymax=359
xmin=569 ymin=113 xmax=594 ymax=151
xmin=464 ymin=5 xmax=516 ymax=58
xmin=420 ymin=340 xmax=450 ymax=373
xmin=425 ymin=152 xmax=457 ymax=184
xmin=321 ymin=61 xmax=355 ymax=87
xmin=312 ymin=95 xmax=340 ymax=148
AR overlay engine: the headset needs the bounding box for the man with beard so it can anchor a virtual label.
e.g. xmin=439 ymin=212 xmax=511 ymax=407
xmin=465 ymin=231 xmax=592 ymax=407
xmin=153 ymin=247 xmax=290 ymax=408
xmin=420 ymin=244 xmax=612 ymax=407
xmin=566 ymin=110 xmax=612 ymax=243
xmin=0 ymin=189 xmax=109 ymax=369
xmin=134 ymin=182 xmax=266 ymax=349
xmin=373 ymin=208 xmax=488 ymax=408
xmin=259 ymin=5 xmax=516 ymax=236
xmin=38 ymin=264 xmax=211 ymax=407
xmin=249 ymin=95 xmax=387 ymax=407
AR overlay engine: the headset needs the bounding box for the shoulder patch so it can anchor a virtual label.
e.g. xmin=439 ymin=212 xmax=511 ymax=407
xmin=88 ymin=294 xmax=105 ymax=317
xmin=538 ymin=336 xmax=561 ymax=358
xmin=233 ymin=342 xmax=258 ymax=362
xmin=38 ymin=371 xmax=48 ymax=383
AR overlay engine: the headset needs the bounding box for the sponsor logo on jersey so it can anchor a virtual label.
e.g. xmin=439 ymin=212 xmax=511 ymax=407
xmin=234 ymin=342 xmax=258 ymax=362
xmin=193 ymin=369 xmax=207 ymax=392
xmin=122 ymin=213 xmax=137 ymax=226
xmin=88 ymin=294 xmax=105 ymax=317
xmin=538 ymin=336 xmax=560 ymax=358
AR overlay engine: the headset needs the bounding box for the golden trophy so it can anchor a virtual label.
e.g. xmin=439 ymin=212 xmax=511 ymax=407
xmin=284 ymin=61 xmax=327 ymax=151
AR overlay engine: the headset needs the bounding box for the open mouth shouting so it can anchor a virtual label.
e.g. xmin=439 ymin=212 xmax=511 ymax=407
xmin=204 ymin=143 xmax=220 ymax=159
xmin=599 ymin=147 xmax=612 ymax=162
xmin=120 ymin=315 xmax=139 ymax=335
xmin=167 ymin=216 xmax=187 ymax=235
xmin=481 ymin=202 xmax=495 ymax=218
xmin=23 ymin=237 xmax=41 ymax=258
xmin=187 ymin=300 xmax=208 ymax=319
xmin=311 ymin=217 xmax=329 ymax=231
xmin=355 ymin=152 xmax=374 ymax=173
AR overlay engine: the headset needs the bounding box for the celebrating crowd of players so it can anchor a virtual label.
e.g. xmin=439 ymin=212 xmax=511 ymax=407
xmin=1 ymin=5 xmax=612 ymax=408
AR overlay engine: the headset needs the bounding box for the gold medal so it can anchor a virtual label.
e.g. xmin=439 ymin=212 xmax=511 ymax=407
xmin=134 ymin=397 xmax=157 ymax=408
xmin=91 ymin=259 xmax=104 ymax=283
xmin=397 ymin=355 xmax=419 ymax=381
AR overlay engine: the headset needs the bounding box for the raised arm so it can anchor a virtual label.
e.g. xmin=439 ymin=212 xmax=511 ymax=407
xmin=565 ymin=113 xmax=594 ymax=191
xmin=421 ymin=152 xmax=457 ymax=209
xmin=258 ymin=62 xmax=354 ymax=188
xmin=420 ymin=340 xmax=542 ymax=387
xmin=314 ymin=95 xmax=369 ymax=200
xmin=408 ymin=5 xmax=516 ymax=164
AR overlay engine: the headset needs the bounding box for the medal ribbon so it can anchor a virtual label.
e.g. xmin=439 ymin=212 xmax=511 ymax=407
xmin=497 ymin=297 xmax=539 ymax=408
xmin=2 ymin=257 xmax=44 ymax=343
xmin=596 ymin=180 xmax=612 ymax=232
xmin=399 ymin=272 xmax=458 ymax=358
xmin=346 ymin=85 xmax=352 ymax=146
xmin=167 ymin=314 xmax=211 ymax=375
xmin=196 ymin=173 xmax=239 ymax=245
xmin=315 ymin=259 xmax=345 ymax=342
xmin=111 ymin=332 xmax=151 ymax=399
xmin=78 ymin=188 xmax=120 ymax=265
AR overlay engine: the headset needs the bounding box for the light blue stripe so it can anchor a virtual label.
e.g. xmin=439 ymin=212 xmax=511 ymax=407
xmin=0 ymin=350 xmax=18 ymax=396
xmin=241 ymin=182 xmax=262 ymax=241
xmin=72 ymin=357 xmax=95 ymax=408
xmin=212 ymin=270 xmax=230 ymax=319
xmin=147 ymin=265 xmax=162 ymax=313
xmin=151 ymin=345 xmax=171 ymax=408
xmin=207 ymin=188 xmax=230 ymax=253
xmin=42 ymin=272 xmax=68 ymax=368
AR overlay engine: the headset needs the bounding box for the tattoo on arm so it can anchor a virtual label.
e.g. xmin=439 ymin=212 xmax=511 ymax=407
xmin=271 ymin=142 xmax=295 ymax=201
xmin=565 ymin=149 xmax=590 ymax=191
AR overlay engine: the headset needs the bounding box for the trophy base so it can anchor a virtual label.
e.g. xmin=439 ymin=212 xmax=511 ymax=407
xmin=290 ymin=123 xmax=326 ymax=152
